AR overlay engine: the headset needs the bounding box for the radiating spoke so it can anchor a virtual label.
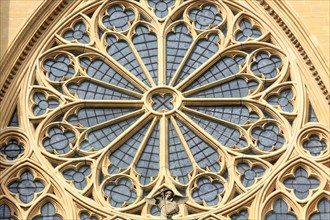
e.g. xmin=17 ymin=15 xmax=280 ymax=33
xmin=183 ymin=76 xmax=259 ymax=98
xmin=135 ymin=119 xmax=160 ymax=185
xmin=78 ymin=110 xmax=147 ymax=151
xmin=65 ymin=77 xmax=142 ymax=100
xmin=108 ymin=119 xmax=153 ymax=174
xmin=106 ymin=35 xmax=152 ymax=87
xmin=132 ymin=25 xmax=158 ymax=85
xmin=166 ymin=24 xmax=193 ymax=85
xmin=181 ymin=108 xmax=248 ymax=148
xmin=183 ymin=54 xmax=247 ymax=91
xmin=170 ymin=32 xmax=220 ymax=87
xmin=185 ymin=105 xmax=260 ymax=125
xmin=174 ymin=116 xmax=220 ymax=172
xmin=79 ymin=57 xmax=142 ymax=93
xmin=167 ymin=118 xmax=193 ymax=184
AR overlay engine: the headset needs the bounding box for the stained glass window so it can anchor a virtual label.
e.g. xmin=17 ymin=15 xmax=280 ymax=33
xmin=1 ymin=0 xmax=328 ymax=219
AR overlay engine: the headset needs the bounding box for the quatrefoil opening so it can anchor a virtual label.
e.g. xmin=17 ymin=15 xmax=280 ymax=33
xmin=283 ymin=167 xmax=320 ymax=200
xmin=102 ymin=5 xmax=135 ymax=32
xmin=8 ymin=171 xmax=44 ymax=204
xmin=152 ymin=94 xmax=174 ymax=112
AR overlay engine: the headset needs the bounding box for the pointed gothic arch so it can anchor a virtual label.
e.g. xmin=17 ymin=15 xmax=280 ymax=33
xmin=0 ymin=0 xmax=329 ymax=219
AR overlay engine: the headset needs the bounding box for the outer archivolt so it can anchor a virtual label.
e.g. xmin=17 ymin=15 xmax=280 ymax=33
xmin=0 ymin=0 xmax=327 ymax=219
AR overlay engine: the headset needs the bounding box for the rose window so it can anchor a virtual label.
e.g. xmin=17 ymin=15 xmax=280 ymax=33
xmin=2 ymin=0 xmax=324 ymax=219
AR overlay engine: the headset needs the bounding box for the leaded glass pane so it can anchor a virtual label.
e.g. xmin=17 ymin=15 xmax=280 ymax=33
xmin=108 ymin=121 xmax=151 ymax=174
xmin=192 ymin=177 xmax=224 ymax=206
xmin=174 ymin=34 xmax=219 ymax=85
xmin=8 ymin=107 xmax=18 ymax=126
xmin=303 ymin=135 xmax=327 ymax=156
xmin=133 ymin=25 xmax=158 ymax=84
xmin=32 ymin=202 xmax=62 ymax=220
xmin=310 ymin=199 xmax=330 ymax=220
xmin=166 ymin=24 xmax=192 ymax=84
xmin=185 ymin=55 xmax=246 ymax=91
xmin=168 ymin=120 xmax=192 ymax=184
xmin=0 ymin=139 xmax=24 ymax=160
xmin=103 ymin=178 xmax=137 ymax=207
xmin=185 ymin=112 xmax=247 ymax=148
xmin=68 ymin=80 xmax=139 ymax=100
xmin=176 ymin=119 xmax=220 ymax=172
xmin=67 ymin=107 xmax=139 ymax=127
xmin=80 ymin=114 xmax=142 ymax=151
xmin=135 ymin=122 xmax=160 ymax=185
xmin=187 ymin=78 xmax=258 ymax=98
xmin=106 ymin=35 xmax=151 ymax=87
xmin=187 ymin=105 xmax=259 ymax=124
xmin=8 ymin=171 xmax=44 ymax=204
xmin=265 ymin=199 xmax=297 ymax=220
xmin=79 ymin=58 xmax=141 ymax=93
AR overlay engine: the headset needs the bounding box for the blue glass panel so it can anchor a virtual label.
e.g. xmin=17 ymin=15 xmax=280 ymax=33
xmin=136 ymin=122 xmax=160 ymax=185
xmin=80 ymin=114 xmax=141 ymax=151
xmin=231 ymin=210 xmax=248 ymax=220
xmin=0 ymin=139 xmax=24 ymax=160
xmin=108 ymin=121 xmax=151 ymax=174
xmin=176 ymin=119 xmax=220 ymax=172
xmin=0 ymin=204 xmax=16 ymax=220
xmin=63 ymin=165 xmax=91 ymax=190
xmin=80 ymin=212 xmax=98 ymax=220
xmin=68 ymin=80 xmax=138 ymax=100
xmin=237 ymin=163 xmax=265 ymax=187
xmin=8 ymin=107 xmax=18 ymax=127
xmin=265 ymin=199 xmax=297 ymax=220
xmin=168 ymin=120 xmax=192 ymax=184
xmin=188 ymin=78 xmax=258 ymax=98
xmin=303 ymin=135 xmax=327 ymax=156
xmin=252 ymin=123 xmax=284 ymax=151
xmin=133 ymin=25 xmax=158 ymax=84
xmin=308 ymin=104 xmax=318 ymax=122
xmin=185 ymin=112 xmax=247 ymax=148
xmin=43 ymin=55 xmax=75 ymax=82
xmin=8 ymin=171 xmax=44 ymax=204
xmin=80 ymin=58 xmax=141 ymax=93
xmin=151 ymin=205 xmax=161 ymax=216
xmin=148 ymin=0 xmax=175 ymax=18
xmin=310 ymin=198 xmax=330 ymax=220
xmin=267 ymin=89 xmax=293 ymax=112
xmin=235 ymin=19 xmax=262 ymax=42
xmin=33 ymin=92 xmax=59 ymax=116
xmin=283 ymin=167 xmax=319 ymax=200
xmin=187 ymin=105 xmax=259 ymax=125
xmin=43 ymin=126 xmax=75 ymax=155
xmin=152 ymin=94 xmax=174 ymax=111
xmin=63 ymin=21 xmax=90 ymax=44
xmin=185 ymin=55 xmax=246 ymax=91
xmin=251 ymin=52 xmax=282 ymax=79
xmin=166 ymin=24 xmax=192 ymax=84
xmin=192 ymin=177 xmax=224 ymax=206
xmin=175 ymin=34 xmax=219 ymax=85
xmin=67 ymin=107 xmax=139 ymax=127
xmin=189 ymin=4 xmax=222 ymax=30
xmin=102 ymin=5 xmax=135 ymax=31
xmin=106 ymin=35 xmax=151 ymax=87
xmin=104 ymin=178 xmax=137 ymax=207
xmin=32 ymin=202 xmax=62 ymax=220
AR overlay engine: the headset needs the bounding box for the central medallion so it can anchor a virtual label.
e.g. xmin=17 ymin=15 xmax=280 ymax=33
xmin=145 ymin=86 xmax=182 ymax=115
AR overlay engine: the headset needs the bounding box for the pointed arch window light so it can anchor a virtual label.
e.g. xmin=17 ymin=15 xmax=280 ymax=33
xmin=0 ymin=0 xmax=329 ymax=219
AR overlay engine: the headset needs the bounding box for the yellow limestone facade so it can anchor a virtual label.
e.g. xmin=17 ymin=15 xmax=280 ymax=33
xmin=0 ymin=0 xmax=329 ymax=219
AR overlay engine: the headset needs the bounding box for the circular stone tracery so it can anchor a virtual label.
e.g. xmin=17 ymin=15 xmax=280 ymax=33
xmin=23 ymin=0 xmax=303 ymax=218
